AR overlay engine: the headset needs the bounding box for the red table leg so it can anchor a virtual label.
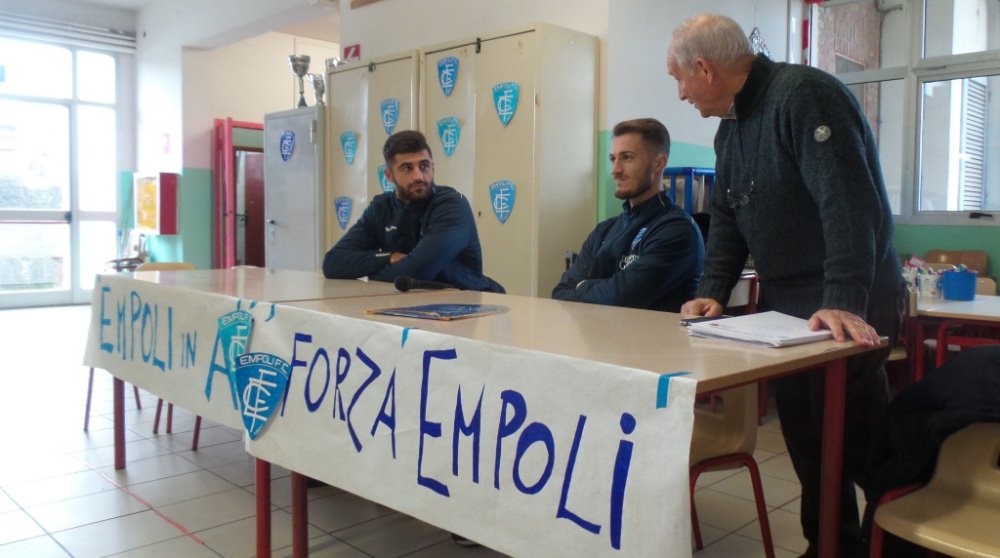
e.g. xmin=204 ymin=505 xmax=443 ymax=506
xmin=818 ymin=358 xmax=846 ymax=558
xmin=256 ymin=459 xmax=271 ymax=558
xmin=114 ymin=377 xmax=125 ymax=470
xmin=291 ymin=472 xmax=308 ymax=558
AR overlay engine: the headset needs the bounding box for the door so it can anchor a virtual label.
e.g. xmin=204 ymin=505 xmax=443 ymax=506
xmin=241 ymin=151 xmax=266 ymax=267
xmin=264 ymin=107 xmax=325 ymax=271
xmin=213 ymin=118 xmax=263 ymax=269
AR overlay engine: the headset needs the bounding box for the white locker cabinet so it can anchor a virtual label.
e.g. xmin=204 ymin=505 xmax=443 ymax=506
xmin=263 ymin=106 xmax=326 ymax=272
xmin=325 ymin=52 xmax=420 ymax=248
xmin=422 ymin=25 xmax=598 ymax=296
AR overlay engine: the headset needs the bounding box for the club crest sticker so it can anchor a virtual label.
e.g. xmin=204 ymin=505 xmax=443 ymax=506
xmin=205 ymin=307 xmax=255 ymax=410
xmin=380 ymin=98 xmax=399 ymax=135
xmin=437 ymin=56 xmax=459 ymax=97
xmin=377 ymin=164 xmax=395 ymax=192
xmin=235 ymin=352 xmax=290 ymax=440
xmin=279 ymin=130 xmax=295 ymax=161
xmin=492 ymin=81 xmax=519 ymax=126
xmin=436 ymin=117 xmax=460 ymax=157
xmin=334 ymin=196 xmax=352 ymax=230
xmin=340 ymin=131 xmax=357 ymax=164
xmin=490 ymin=180 xmax=516 ymax=224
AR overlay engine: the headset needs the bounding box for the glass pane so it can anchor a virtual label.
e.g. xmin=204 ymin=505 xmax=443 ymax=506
xmin=0 ymin=100 xmax=69 ymax=211
xmin=0 ymin=223 xmax=69 ymax=292
xmin=919 ymin=74 xmax=1000 ymax=212
xmin=847 ymin=79 xmax=906 ymax=214
xmin=79 ymin=220 xmax=116 ymax=290
xmin=925 ymin=0 xmax=1000 ymax=58
xmin=78 ymin=105 xmax=117 ymax=212
xmin=77 ymin=51 xmax=116 ymax=103
xmin=0 ymin=37 xmax=72 ymax=99
xmin=814 ymin=0 xmax=909 ymax=73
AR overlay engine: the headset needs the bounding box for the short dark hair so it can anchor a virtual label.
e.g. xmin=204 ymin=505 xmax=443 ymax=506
xmin=383 ymin=130 xmax=433 ymax=165
xmin=613 ymin=118 xmax=671 ymax=158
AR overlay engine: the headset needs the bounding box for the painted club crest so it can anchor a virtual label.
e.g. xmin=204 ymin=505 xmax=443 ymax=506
xmin=380 ymin=98 xmax=399 ymax=135
xmin=437 ymin=56 xmax=459 ymax=97
xmin=377 ymin=164 xmax=395 ymax=192
xmin=489 ymin=180 xmax=516 ymax=224
xmin=340 ymin=131 xmax=357 ymax=164
xmin=492 ymin=81 xmax=519 ymax=126
xmin=436 ymin=117 xmax=460 ymax=157
xmin=279 ymin=130 xmax=295 ymax=161
xmin=205 ymin=308 xmax=254 ymax=410
xmin=334 ymin=196 xmax=352 ymax=230
xmin=234 ymin=352 xmax=290 ymax=440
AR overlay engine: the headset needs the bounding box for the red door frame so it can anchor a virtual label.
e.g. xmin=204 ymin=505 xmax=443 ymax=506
xmin=213 ymin=118 xmax=263 ymax=269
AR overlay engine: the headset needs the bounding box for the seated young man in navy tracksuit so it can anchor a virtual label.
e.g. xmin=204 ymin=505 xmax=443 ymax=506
xmin=323 ymin=130 xmax=504 ymax=293
xmin=552 ymin=118 xmax=703 ymax=311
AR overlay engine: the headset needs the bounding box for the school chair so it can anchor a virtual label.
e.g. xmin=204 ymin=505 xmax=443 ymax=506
xmin=135 ymin=261 xmax=204 ymax=450
xmin=869 ymin=422 xmax=1000 ymax=558
xmin=689 ymin=384 xmax=775 ymax=558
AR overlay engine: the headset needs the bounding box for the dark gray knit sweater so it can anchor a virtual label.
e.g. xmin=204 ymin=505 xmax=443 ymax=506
xmin=698 ymin=55 xmax=903 ymax=332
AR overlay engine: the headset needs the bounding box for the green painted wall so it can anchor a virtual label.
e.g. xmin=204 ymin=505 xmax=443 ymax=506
xmin=894 ymin=224 xmax=1000 ymax=279
xmin=142 ymin=168 xmax=213 ymax=269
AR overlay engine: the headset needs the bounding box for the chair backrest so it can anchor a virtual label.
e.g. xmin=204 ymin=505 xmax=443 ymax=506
xmin=924 ymin=250 xmax=989 ymax=274
xmin=925 ymin=422 xmax=1000 ymax=500
xmin=690 ymin=384 xmax=759 ymax=464
xmin=135 ymin=262 xmax=196 ymax=271
xmin=977 ymin=277 xmax=997 ymax=296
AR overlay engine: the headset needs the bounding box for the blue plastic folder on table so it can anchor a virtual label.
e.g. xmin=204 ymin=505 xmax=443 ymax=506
xmin=367 ymin=303 xmax=506 ymax=320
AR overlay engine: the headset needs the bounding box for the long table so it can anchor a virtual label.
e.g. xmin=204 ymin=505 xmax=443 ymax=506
xmin=910 ymin=294 xmax=1000 ymax=379
xmin=84 ymin=267 xmax=403 ymax=469
xmin=263 ymin=291 xmax=878 ymax=558
xmin=83 ymin=272 xmax=883 ymax=558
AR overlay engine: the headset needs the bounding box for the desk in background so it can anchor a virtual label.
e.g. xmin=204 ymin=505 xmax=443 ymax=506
xmin=910 ymin=294 xmax=1000 ymax=380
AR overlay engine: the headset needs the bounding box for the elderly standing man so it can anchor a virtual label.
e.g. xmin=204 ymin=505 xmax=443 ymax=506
xmin=668 ymin=13 xmax=904 ymax=558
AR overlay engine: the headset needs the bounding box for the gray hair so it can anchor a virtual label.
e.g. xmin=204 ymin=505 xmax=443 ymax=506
xmin=671 ymin=14 xmax=752 ymax=70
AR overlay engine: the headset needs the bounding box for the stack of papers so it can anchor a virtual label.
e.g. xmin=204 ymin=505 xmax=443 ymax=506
xmin=685 ymin=311 xmax=833 ymax=348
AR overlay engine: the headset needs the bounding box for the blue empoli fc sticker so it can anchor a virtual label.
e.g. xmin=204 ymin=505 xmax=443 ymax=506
xmin=377 ymin=164 xmax=395 ymax=192
xmin=205 ymin=308 xmax=254 ymax=410
xmin=380 ymin=98 xmax=399 ymax=135
xmin=334 ymin=196 xmax=352 ymax=230
xmin=437 ymin=56 xmax=459 ymax=97
xmin=234 ymin=352 xmax=290 ymax=440
xmin=492 ymin=81 xmax=519 ymax=126
xmin=436 ymin=117 xmax=460 ymax=157
xmin=490 ymin=180 xmax=516 ymax=224
xmin=279 ymin=130 xmax=295 ymax=161
xmin=340 ymin=131 xmax=357 ymax=164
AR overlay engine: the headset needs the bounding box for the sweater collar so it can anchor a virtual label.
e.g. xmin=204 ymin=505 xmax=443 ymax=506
xmin=732 ymin=54 xmax=777 ymax=120
xmin=620 ymin=189 xmax=672 ymax=217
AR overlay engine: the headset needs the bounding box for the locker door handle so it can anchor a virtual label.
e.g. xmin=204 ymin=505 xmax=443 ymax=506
xmin=266 ymin=219 xmax=276 ymax=225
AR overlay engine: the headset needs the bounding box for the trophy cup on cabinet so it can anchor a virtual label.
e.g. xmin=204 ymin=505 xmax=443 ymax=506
xmin=308 ymin=73 xmax=325 ymax=107
xmin=288 ymin=54 xmax=311 ymax=108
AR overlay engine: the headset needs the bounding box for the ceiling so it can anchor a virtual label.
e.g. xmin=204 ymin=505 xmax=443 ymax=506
xmin=66 ymin=0 xmax=340 ymax=43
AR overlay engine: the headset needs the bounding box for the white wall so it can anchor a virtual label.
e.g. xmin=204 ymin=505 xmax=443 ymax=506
xmin=134 ymin=0 xmax=337 ymax=171
xmin=182 ymin=32 xmax=338 ymax=169
xmin=608 ymin=0 xmax=789 ymax=148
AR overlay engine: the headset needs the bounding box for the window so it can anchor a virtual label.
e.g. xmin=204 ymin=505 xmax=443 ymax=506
xmin=810 ymin=0 xmax=1000 ymax=224
xmin=0 ymin=31 xmax=131 ymax=307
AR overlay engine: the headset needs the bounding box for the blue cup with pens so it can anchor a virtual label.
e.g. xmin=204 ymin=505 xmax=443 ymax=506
xmin=941 ymin=266 xmax=977 ymax=301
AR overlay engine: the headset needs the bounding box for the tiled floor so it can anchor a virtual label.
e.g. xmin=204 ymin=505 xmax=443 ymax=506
xmin=0 ymin=304 xmax=823 ymax=557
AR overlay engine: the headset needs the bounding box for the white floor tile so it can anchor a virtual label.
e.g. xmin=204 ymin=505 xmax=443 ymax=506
xmin=0 ymin=509 xmax=46 ymax=545
xmin=25 ymin=489 xmax=148 ymax=533
xmin=49 ymin=509 xmax=181 ymax=558
xmin=0 ymin=534 xmax=72 ymax=558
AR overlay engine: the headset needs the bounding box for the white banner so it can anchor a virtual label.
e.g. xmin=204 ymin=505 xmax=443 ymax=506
xmin=84 ymin=274 xmax=697 ymax=557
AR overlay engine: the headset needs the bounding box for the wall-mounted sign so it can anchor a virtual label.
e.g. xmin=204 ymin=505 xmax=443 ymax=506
xmin=490 ymin=179 xmax=516 ymax=224
xmin=380 ymin=98 xmax=399 ymax=135
xmin=436 ymin=117 xmax=460 ymax=157
xmin=492 ymin=82 xmax=519 ymax=126
xmin=437 ymin=56 xmax=459 ymax=97
xmin=340 ymin=131 xmax=357 ymax=164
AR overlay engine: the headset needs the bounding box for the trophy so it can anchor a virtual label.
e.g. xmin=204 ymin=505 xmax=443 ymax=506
xmin=308 ymin=73 xmax=325 ymax=107
xmin=288 ymin=54 xmax=311 ymax=107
